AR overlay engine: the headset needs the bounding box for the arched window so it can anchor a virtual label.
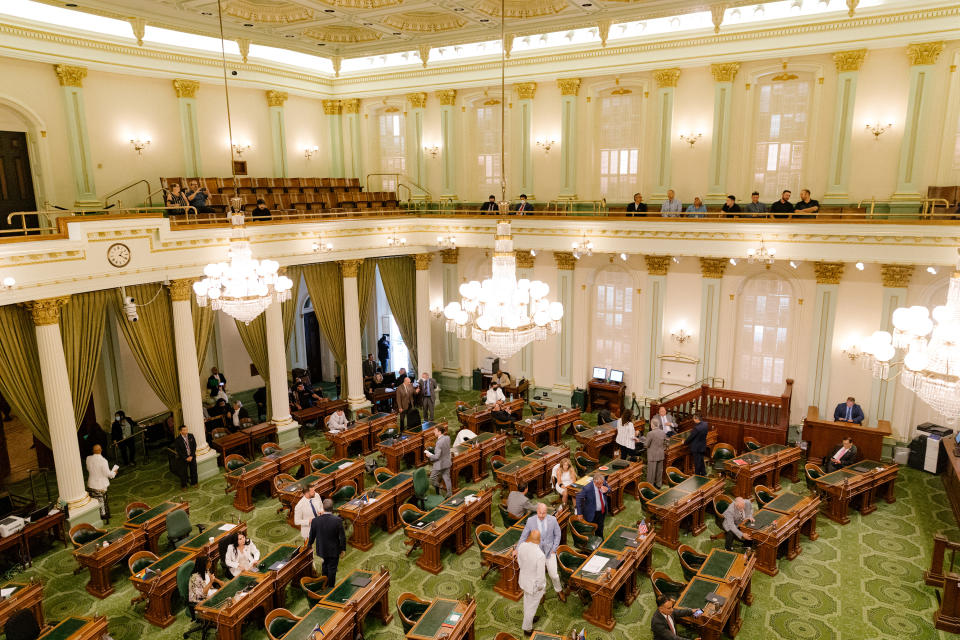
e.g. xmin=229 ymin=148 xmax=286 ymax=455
xmin=734 ymin=274 xmax=794 ymax=396
xmin=591 ymin=269 xmax=635 ymax=383
xmin=375 ymin=108 xmax=405 ymax=191
xmin=752 ymin=73 xmax=813 ymax=199
xmin=474 ymin=100 xmax=507 ymax=199
xmin=597 ymin=91 xmax=642 ymax=201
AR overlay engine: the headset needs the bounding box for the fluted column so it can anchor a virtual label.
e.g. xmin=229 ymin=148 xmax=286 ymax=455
xmin=808 ymin=262 xmax=844 ymax=417
xmin=515 ymin=83 xmax=536 ymax=197
xmin=891 ymin=42 xmax=944 ymax=211
xmin=557 ymin=79 xmax=581 ymax=198
xmin=698 ymin=258 xmax=727 ymax=380
xmin=415 ymin=254 xmax=433 ymax=377
xmin=342 ymin=99 xmax=363 ymax=180
xmin=266 ymin=294 xmax=298 ymax=447
xmin=407 ymin=93 xmax=427 ymax=189
xmin=29 ymin=297 xmax=100 ymax=524
xmin=706 ymin=64 xmax=739 ymax=204
xmin=868 ymin=265 xmax=913 ymax=426
xmin=515 ymin=251 xmax=535 ymax=381
xmin=341 ymin=260 xmax=369 ymax=412
xmin=323 ymin=100 xmax=345 ymax=178
xmin=436 ymin=90 xmax=458 ymax=198
xmin=440 ymin=249 xmax=462 ymax=390
xmin=173 ymin=79 xmax=202 ymax=178
xmin=169 ymin=280 xmax=218 ymax=480
xmin=643 ymin=257 xmax=670 ymax=397
xmin=54 ymin=65 xmax=98 ymax=208
xmin=652 ymin=69 xmax=680 ymax=204
xmin=824 ymin=51 xmax=867 ymax=204
xmin=552 ymin=252 xmax=575 ymax=404
xmin=266 ymin=91 xmax=289 ymax=178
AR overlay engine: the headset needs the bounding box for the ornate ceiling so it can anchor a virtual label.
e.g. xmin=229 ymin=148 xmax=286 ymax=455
xmin=33 ymin=0 xmax=786 ymax=59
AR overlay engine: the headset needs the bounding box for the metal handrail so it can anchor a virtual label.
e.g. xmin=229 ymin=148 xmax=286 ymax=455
xmin=365 ymin=173 xmax=430 ymax=202
xmin=101 ymin=179 xmax=154 ymax=208
xmin=2 ymin=205 xmax=195 ymax=238
xmin=547 ymin=199 xmax=608 ymax=214
xmin=922 ymin=198 xmax=953 ymax=217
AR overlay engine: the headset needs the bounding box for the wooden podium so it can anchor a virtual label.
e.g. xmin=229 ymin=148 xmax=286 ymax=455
xmin=801 ymin=406 xmax=891 ymax=463
xmin=586 ymin=380 xmax=624 ymax=414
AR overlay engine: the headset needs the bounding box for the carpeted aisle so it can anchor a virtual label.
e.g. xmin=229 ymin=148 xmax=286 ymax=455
xmin=11 ymin=390 xmax=960 ymax=640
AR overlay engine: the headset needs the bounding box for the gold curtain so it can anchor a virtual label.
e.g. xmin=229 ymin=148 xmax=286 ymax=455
xmin=61 ymin=290 xmax=108 ymax=426
xmin=0 ymin=305 xmax=49 ymax=446
xmin=357 ymin=259 xmax=376 ymax=333
xmin=234 ymin=314 xmax=270 ymax=381
xmin=377 ymin=256 xmax=418 ymax=371
xmin=113 ymin=285 xmax=181 ymax=413
xmin=192 ymin=296 xmax=214 ymax=375
xmin=282 ymin=265 xmax=303 ymax=346
xmin=302 ymin=262 xmax=347 ymax=370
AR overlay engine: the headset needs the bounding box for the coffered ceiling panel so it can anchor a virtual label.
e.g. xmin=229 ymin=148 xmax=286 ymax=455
xmin=473 ymin=0 xmax=568 ymax=19
xmin=380 ymin=11 xmax=467 ymax=33
xmin=223 ymin=0 xmax=314 ymax=24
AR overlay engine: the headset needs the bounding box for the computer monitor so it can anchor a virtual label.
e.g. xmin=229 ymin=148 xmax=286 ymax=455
xmin=954 ymin=431 xmax=960 ymax=445
xmin=609 ymin=369 xmax=624 ymax=384
xmin=592 ymin=366 xmax=607 ymax=380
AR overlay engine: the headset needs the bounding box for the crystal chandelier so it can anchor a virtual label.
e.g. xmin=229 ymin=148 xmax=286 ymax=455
xmin=572 ymin=235 xmax=593 ymax=260
xmin=194 ymin=205 xmax=293 ymax=324
xmin=746 ymin=239 xmax=776 ymax=265
xmin=443 ymin=220 xmax=563 ymax=360
xmin=861 ymin=254 xmax=960 ymax=420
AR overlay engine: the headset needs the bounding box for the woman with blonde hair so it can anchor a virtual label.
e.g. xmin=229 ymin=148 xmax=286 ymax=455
xmin=551 ymin=457 xmax=577 ymax=506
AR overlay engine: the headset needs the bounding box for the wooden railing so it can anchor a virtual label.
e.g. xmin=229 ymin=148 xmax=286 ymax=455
xmin=926 ymin=533 xmax=960 ymax=633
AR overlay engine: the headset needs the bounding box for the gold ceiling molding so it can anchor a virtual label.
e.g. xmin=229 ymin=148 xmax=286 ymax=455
xmin=554 ymin=252 xmax=575 ymax=270
xmin=302 ymin=25 xmax=383 ymax=43
xmin=223 ymin=0 xmax=314 ymax=24
xmin=436 ymin=89 xmax=457 ymax=106
xmin=907 ymin=41 xmax=944 ymax=66
xmin=597 ymin=20 xmax=612 ymax=48
xmin=515 ymin=250 xmax=535 ymax=269
xmin=382 ymin=11 xmax=467 ymax=33
xmin=880 ymin=264 xmax=914 ymax=288
xmin=418 ymin=45 xmax=430 ymax=68
xmin=172 ymin=79 xmax=199 ymax=98
xmin=832 ymin=49 xmax=867 ymax=72
xmin=54 ymin=64 xmax=87 ymax=88
xmin=25 ymin=296 xmax=70 ymax=326
xmin=236 ymin=37 xmax=251 ymax=64
xmin=474 ymin=0 xmax=567 ymax=19
xmin=644 ymin=255 xmax=671 ymax=276
xmin=168 ymin=278 xmax=195 ymax=301
xmin=711 ymin=3 xmax=730 ymax=34
xmin=847 ymin=0 xmax=860 ymax=17
xmin=814 ymin=261 xmax=844 ymax=284
xmin=440 ymin=248 xmax=459 ymax=264
xmin=654 ymin=68 xmax=681 ymax=88
xmin=266 ymin=90 xmax=288 ymax=107
xmin=340 ymin=259 xmax=363 ymax=278
xmin=322 ymin=99 xmax=343 ymax=115
xmin=710 ymin=62 xmax=740 ymax=83
xmin=699 ymin=257 xmax=728 ymax=279
xmin=407 ymin=92 xmax=427 ymax=109
xmin=414 ymin=253 xmax=433 ymax=271
xmin=318 ymin=0 xmax=403 ymax=7
xmin=341 ymin=98 xmax=361 ymax=114
xmin=557 ymin=78 xmax=582 ymax=96
xmin=515 ymin=82 xmax=537 ymax=100
xmin=128 ymin=17 xmax=146 ymax=47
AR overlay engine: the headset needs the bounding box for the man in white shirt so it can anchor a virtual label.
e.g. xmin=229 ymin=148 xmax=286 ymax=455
xmin=85 ymin=444 xmax=118 ymax=523
xmin=327 ymin=409 xmax=349 ymax=433
xmin=453 ymin=428 xmax=477 ymax=447
xmin=485 ymin=382 xmax=506 ymax=405
xmin=517 ymin=529 xmax=546 ymax=635
xmin=517 ymin=503 xmax=566 ymax=602
xmin=294 ymin=486 xmax=323 ymax=540
xmin=225 ymin=533 xmax=260 ymax=576
xmin=651 ymin=406 xmax=677 ymax=436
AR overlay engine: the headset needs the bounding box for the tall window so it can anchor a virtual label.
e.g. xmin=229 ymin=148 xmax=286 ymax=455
xmin=597 ymin=92 xmax=642 ymax=201
xmin=591 ymin=269 xmax=635 ymax=383
xmin=377 ymin=109 xmax=405 ymax=191
xmin=475 ymin=103 xmax=505 ymax=198
xmin=733 ymin=274 xmax=794 ymax=396
xmin=753 ymin=76 xmax=812 ymax=199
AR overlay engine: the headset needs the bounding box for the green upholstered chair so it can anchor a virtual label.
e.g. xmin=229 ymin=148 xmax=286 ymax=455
xmin=678 ymin=545 xmax=707 ymax=581
xmin=570 ymin=516 xmax=602 ymax=554
xmin=805 ymin=463 xmax=825 ymax=492
xmin=498 ymin=503 xmax=524 ymax=529
xmin=299 ymin=576 xmax=328 ymax=604
xmin=650 ymin=571 xmax=687 ymax=600
xmin=398 ymin=503 xmax=425 ymax=526
xmin=128 ymin=550 xmax=158 ymax=576
xmin=331 ymin=482 xmax=357 ymax=510
xmin=638 ymin=482 xmax=661 ymax=502
xmin=711 ymin=494 xmax=734 ymax=535
xmin=310 ymin=454 xmax=332 ymax=472
xmin=260 ymin=442 xmax=281 ymax=456
xmin=490 ymin=455 xmax=507 ymax=479
xmin=711 ymin=443 xmax=737 ymax=475
xmin=475 ymin=524 xmax=500 ymax=549
xmin=571 ymin=420 xmax=589 ymax=434
xmin=413 ymin=467 xmax=444 ymax=510
xmin=374 ymin=467 xmax=396 ymax=484
xmin=529 ymin=402 xmax=547 ymax=420
xmin=265 ymin=609 xmax=300 ymax=640
xmin=573 ymin=451 xmax=598 ymax=475
xmin=744 ymin=437 xmax=761 ymax=451
xmin=165 ymin=509 xmax=205 ymax=549
xmin=556 ymin=545 xmax=587 ymax=583
xmin=125 ymin=502 xmax=150 ymax=520
xmin=397 ymin=592 xmax=431 ymax=632
xmin=755 ymin=485 xmax=777 ymax=507
xmin=377 ymin=427 xmax=399 ymax=443
xmin=665 ymin=466 xmax=688 ymax=486
xmin=520 ymin=441 xmax=539 ymax=457
xmin=224 ymin=454 xmax=248 ymax=471
xmin=176 ymin=560 xmax=210 ymax=640
xmin=69 ymin=523 xmax=106 ymax=548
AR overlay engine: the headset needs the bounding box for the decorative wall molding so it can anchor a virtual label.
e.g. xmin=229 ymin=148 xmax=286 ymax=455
xmin=322 ymin=99 xmax=343 ymax=115
xmin=514 ymin=82 xmax=537 ymax=100
xmin=168 ymin=278 xmax=194 ymax=301
xmin=341 ymin=98 xmax=361 ymax=114
xmin=832 ymin=49 xmax=868 ymax=72
xmin=265 ymin=90 xmax=288 ymax=107
xmin=557 ymin=78 xmax=582 ymax=96
xmin=414 ymin=253 xmax=433 ymax=270
xmin=554 ymin=251 xmax=575 ymax=270
xmin=440 ymin=248 xmax=459 ymax=264
xmin=645 ymin=255 xmax=671 ymax=276
xmin=814 ymin=261 xmax=845 ymax=284
xmin=54 ymin=64 xmax=86 ymax=88
xmin=407 ymin=92 xmax=428 ymax=109
xmin=172 ymin=79 xmax=199 ymax=99
xmin=25 ymin=296 xmax=70 ymax=325
xmin=907 ymin=41 xmax=944 ymax=65
xmin=435 ymin=89 xmax=457 ymax=106
xmin=880 ymin=264 xmax=914 ymax=288
xmin=699 ymin=257 xmax=729 ymax=279
xmin=514 ymin=250 xmax=535 ymax=269
xmin=710 ymin=62 xmax=740 ymax=82
xmin=653 ymin=68 xmax=681 ymax=88
xmin=340 ymin=259 xmax=363 ymax=278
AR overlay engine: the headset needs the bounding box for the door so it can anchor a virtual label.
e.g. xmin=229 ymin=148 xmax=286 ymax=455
xmin=0 ymin=131 xmax=37 ymax=232
xmin=303 ymin=311 xmax=324 ymax=384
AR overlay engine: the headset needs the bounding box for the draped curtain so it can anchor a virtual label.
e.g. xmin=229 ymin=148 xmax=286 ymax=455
xmin=357 ymin=259 xmax=376 ymax=333
xmin=234 ymin=314 xmax=270 ymax=381
xmin=192 ymin=297 xmax=214 ymax=375
xmin=376 ymin=256 xmax=418 ymax=372
xmin=302 ymin=262 xmax=347 ymax=371
xmin=0 ymin=304 xmax=49 ymax=445
xmin=61 ymin=290 xmax=108 ymax=426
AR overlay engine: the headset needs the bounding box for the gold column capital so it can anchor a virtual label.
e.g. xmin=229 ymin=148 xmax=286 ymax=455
xmin=907 ymin=41 xmax=944 ymax=66
xmin=554 ymin=252 xmax=575 ymax=270
xmin=814 ymin=262 xmax=845 ymax=284
xmin=699 ymin=258 xmax=729 ymax=279
xmin=25 ymin=296 xmax=71 ymax=326
xmin=340 ymin=259 xmax=363 ymax=278
xmin=436 ymin=90 xmax=457 ymax=106
xmin=654 ymin=68 xmax=681 ymax=89
xmin=266 ymin=90 xmax=288 ymax=107
xmin=322 ymin=99 xmax=343 ymax=116
xmin=710 ymin=62 xmax=740 ymax=83
xmin=341 ymin=98 xmax=360 ymax=114
xmin=644 ymin=255 xmax=671 ymax=276
xmin=514 ymin=82 xmax=537 ymax=100
xmin=173 ymin=79 xmax=199 ymax=98
xmin=407 ymin=92 xmax=428 ymax=109
xmin=54 ymin=64 xmax=87 ymax=88
xmin=880 ymin=264 xmax=914 ymax=288
xmin=440 ymin=248 xmax=459 ymax=264
xmin=168 ymin=279 xmax=195 ymax=301
xmin=515 ymin=251 xmax=535 ymax=269
xmin=557 ymin=78 xmax=582 ymax=96
xmin=415 ymin=253 xmax=433 ymax=271
xmin=832 ymin=49 xmax=867 ymax=72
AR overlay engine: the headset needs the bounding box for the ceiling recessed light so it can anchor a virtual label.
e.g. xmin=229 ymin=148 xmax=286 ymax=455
xmin=65 ymin=2 xmax=77 ymax=5
xmin=201 ymin=11 xmax=212 ymax=15
xmin=317 ymin=43 xmax=326 ymax=46
xmin=392 ymin=31 xmax=401 ymax=35
xmin=324 ymin=9 xmax=334 ymax=12
xmin=284 ymin=34 xmax=295 ymax=37
xmin=243 ymin=23 xmax=253 ymax=27
xmin=453 ymin=7 xmax=464 ymax=11
xmin=362 ymin=22 xmax=373 ymax=26
xmin=855 ymin=262 xmax=864 ymax=271
xmin=582 ymin=2 xmax=593 ymax=5
xmin=479 ymin=18 xmax=490 ymax=22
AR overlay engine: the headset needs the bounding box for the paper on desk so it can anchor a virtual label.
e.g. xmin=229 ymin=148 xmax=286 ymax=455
xmin=339 ymin=463 xmax=351 ymax=469
xmin=0 ymin=588 xmax=15 ymax=597
xmin=218 ymin=524 xmax=236 ymax=532
xmin=582 ymin=556 xmax=609 ymax=574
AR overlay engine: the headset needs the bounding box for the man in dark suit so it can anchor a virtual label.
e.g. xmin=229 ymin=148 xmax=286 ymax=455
xmin=362 ymin=353 xmax=377 ymax=379
xmin=626 ymin=192 xmax=647 ymax=215
xmin=833 ymin=396 xmax=864 ymax=424
xmin=651 ymin=594 xmax=700 ymax=640
xmin=826 ymin=437 xmax=858 ymax=472
xmin=480 ymin=195 xmax=499 ymax=213
xmin=377 ymin=335 xmax=389 ymax=373
xmin=307 ymin=498 xmax=346 ymax=588
xmin=575 ymin=473 xmax=611 ymax=539
xmin=514 ymin=194 xmax=532 ymax=214
xmin=418 ymin=372 xmax=438 ymax=421
xmin=685 ymin=413 xmax=709 ymax=476
xmin=174 ymin=424 xmax=198 ymax=488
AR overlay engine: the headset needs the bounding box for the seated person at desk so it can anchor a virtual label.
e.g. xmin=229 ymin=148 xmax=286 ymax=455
xmin=650 ymin=406 xmax=677 ymax=436
xmin=453 ymin=428 xmax=477 ymax=447
xmin=208 ymin=398 xmax=230 ymax=420
xmin=188 ymin=555 xmax=222 ymax=603
xmin=652 ymin=594 xmax=702 ymax=640
xmin=596 ymin=407 xmax=616 ymax=425
xmin=225 ymin=532 xmax=260 ymax=577
xmin=327 ymin=409 xmax=349 ymax=433
xmin=490 ymin=400 xmax=515 ymax=424
xmin=722 ymin=497 xmax=755 ymax=552
xmin=507 ymin=484 xmax=538 ymax=519
xmin=551 ymin=458 xmax=577 ymax=506
xmin=231 ymin=401 xmax=249 ymax=430
xmin=834 ymin=396 xmax=864 ymax=424
xmin=492 ymin=369 xmax=511 ymax=387
xmin=626 ymin=192 xmax=647 ymax=215
xmin=480 ymin=194 xmax=499 ymax=213
xmin=485 ymin=382 xmax=506 ymax=405
xmin=826 ymin=437 xmax=858 ymax=472
xmin=296 ymin=382 xmax=324 ymax=409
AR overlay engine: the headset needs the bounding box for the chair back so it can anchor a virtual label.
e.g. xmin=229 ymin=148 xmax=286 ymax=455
xmin=638 ymin=482 xmax=661 ymax=501
xmin=310 ymin=454 xmax=331 ymax=471
xmin=413 ymin=467 xmax=429 ymax=498
xmin=755 ymin=485 xmax=776 ymax=506
xmin=744 ymin=437 xmax=761 ymax=451
xmin=165 ymin=510 xmax=192 ymax=543
xmin=498 ymin=503 xmax=522 ymax=528
xmin=520 ymin=441 xmax=539 ymax=456
xmin=805 ymin=463 xmax=824 ymax=480
xmin=274 ymin=474 xmax=295 ymax=494
xmin=176 ymin=559 xmax=196 ymax=602
xmin=572 ymin=420 xmax=588 ymax=433
xmin=398 ymin=503 xmax=424 ymax=525
xmin=225 ymin=454 xmax=248 ymax=471
xmin=374 ymin=467 xmax=395 ymax=484
xmin=261 ymin=442 xmax=281 ymax=455
xmin=556 ymin=545 xmax=586 ymax=577
xmin=265 ymin=609 xmax=300 ymax=640
xmin=713 ymin=494 xmax=733 ymax=516
xmin=475 ymin=524 xmax=500 ymax=548
xmin=573 ymin=452 xmax=597 ymax=474
xmin=299 ymin=576 xmax=328 ymax=603
xmin=4 ymin=609 xmax=40 ymax=640
xmin=397 ymin=593 xmax=431 ymax=632
xmin=650 ymin=571 xmax=687 ymax=599
xmin=665 ymin=467 xmax=688 ymax=485
xmin=332 ymin=482 xmax=357 ymax=506
xmin=69 ymin=523 xmax=104 ymax=547
xmin=129 ymin=550 xmax=159 ymax=575
xmin=712 ymin=443 xmax=737 ymax=462
xmin=125 ymin=501 xmax=150 ymax=519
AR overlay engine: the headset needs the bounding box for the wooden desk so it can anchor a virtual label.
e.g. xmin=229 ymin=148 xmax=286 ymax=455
xmin=814 ymin=459 xmax=899 ymax=524
xmin=406 ymin=596 xmax=476 ymax=640
xmin=586 ymin=380 xmax=624 ymax=414
xmin=523 ymin=444 xmax=570 ymax=495
xmin=22 ymin=511 xmax=67 ymax=565
xmin=377 ymin=422 xmax=443 ymax=472
xmin=179 ymin=521 xmax=247 ymax=565
xmin=242 ymin=422 xmax=278 ymax=452
xmin=447 ymin=442 xmax=482 ymax=491
xmin=518 ymin=407 xmax=579 ymax=446
xmin=724 ymin=444 xmax=803 ymax=498
xmin=439 ymin=487 xmax=494 ymax=528
xmin=567 ymin=524 xmax=655 ymax=630
xmin=574 ymin=421 xmax=618 ymax=460
xmin=763 ymin=491 xmax=820 ymax=541
xmin=570 ymin=459 xmax=643 ymax=515
xmin=253 ymin=544 xmax=314 ymax=608
xmin=123 ymin=501 xmax=188 ymax=554
xmin=131 ymin=548 xmax=197 ymax=627
xmin=663 ymin=429 xmax=719 ymax=479
xmin=210 ymin=431 xmax=252 ymax=464
xmin=366 ymin=387 xmax=397 ymax=412
xmin=225 ymin=459 xmax=279 ymax=512
xmin=319 ymin=568 xmax=392 ymax=632
xmin=38 ymin=616 xmax=107 ymax=640
xmin=479 ymin=527 xmax=523 ymax=600
xmin=470 ymin=431 xmax=508 ymax=477
xmin=338 ymin=473 xmax=414 ymax=550
xmin=0 ymin=580 xmax=43 ymax=629
xmin=262 ymin=445 xmax=311 ymax=477
xmin=313 ymin=457 xmax=366 ymax=493
xmin=495 ymin=458 xmax=544 ymax=496
xmin=456 ymin=400 xmax=524 ymax=434
xmin=404 ymin=506 xmax=467 ymax=574
xmin=73 ymin=526 xmax=146 ymax=598
xmin=801 ymin=407 xmax=891 ymax=463
xmin=675 ymin=550 xmax=755 ymax=640
xmin=642 ymin=474 xmax=724 ymax=548
xmin=327 ymin=412 xmax=393 ymax=459
xmin=503 ymin=379 xmax=530 ymax=402
xmin=740 ymin=508 xmax=800 ymax=576
xmin=195 ymin=572 xmax=275 ymax=640
xmin=292 ymin=398 xmax=348 ymax=426
xmin=282 ymin=603 xmax=354 ymax=640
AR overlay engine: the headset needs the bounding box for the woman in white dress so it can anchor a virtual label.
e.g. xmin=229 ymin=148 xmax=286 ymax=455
xmin=616 ymin=409 xmax=641 ymax=461
xmin=551 ymin=457 xmax=577 ymax=506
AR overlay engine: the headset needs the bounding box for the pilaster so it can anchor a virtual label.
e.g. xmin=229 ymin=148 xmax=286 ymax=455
xmin=323 ymin=100 xmax=345 ymax=178
xmin=808 ymin=262 xmax=844 ymax=417
xmin=515 ymin=82 xmax=536 ymax=198
xmin=557 ymin=79 xmax=581 ymax=198
xmin=266 ymin=91 xmax=289 ymax=178
xmin=265 ymin=298 xmax=299 ymax=447
xmin=341 ymin=260 xmax=370 ymax=412
xmin=436 ymin=91 xmax=458 ymax=198
xmin=407 ymin=92 xmax=427 ymax=190
xmin=824 ymin=50 xmax=867 ymax=204
xmin=515 ymin=251 xmax=535 ymax=382
xmin=652 ymin=69 xmax=680 ymax=203
xmin=173 ymin=79 xmax=202 ymax=178
xmin=868 ymin=265 xmax=913 ymax=426
xmin=553 ymin=252 xmax=575 ymax=404
xmin=440 ymin=249 xmax=461 ymax=390
xmin=55 ymin=65 xmax=98 ymax=208
xmin=415 ymin=254 xmax=433 ymax=376
xmin=706 ymin=64 xmax=739 ymax=204
xmin=698 ymin=258 xmax=727 ymax=380
xmin=342 ymin=99 xmax=363 ymax=180
xmin=643 ymin=256 xmax=671 ymax=398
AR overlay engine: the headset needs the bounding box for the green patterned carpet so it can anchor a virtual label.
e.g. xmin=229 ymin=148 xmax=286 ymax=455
xmin=13 ymin=390 xmax=960 ymax=640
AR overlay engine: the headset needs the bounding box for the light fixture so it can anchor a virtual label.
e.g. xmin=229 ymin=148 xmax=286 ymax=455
xmin=311 ymin=237 xmax=333 ymax=253
xmin=729 ymin=258 xmax=738 ymax=266
xmin=444 ymin=221 xmax=563 ymax=360
xmin=672 ymin=257 xmax=681 ymax=264
xmin=746 ymin=239 xmax=776 ymax=265
xmin=841 ymin=339 xmax=862 ymax=362
xmin=386 ymin=232 xmax=406 ymax=247
xmin=865 ymin=121 xmax=894 ymax=140
xmin=679 ymin=132 xmax=702 ymax=148
xmin=304 ymin=145 xmax=319 ymax=159
xmin=855 ymin=261 xmax=865 ymax=271
xmin=572 ymin=235 xmax=593 ymax=260
xmin=430 ymin=304 xmax=445 ymax=319
xmin=529 ymin=249 xmax=536 ymax=257
xmin=620 ymin=253 xmax=627 ymax=261
xmin=437 ymin=234 xmax=456 ymax=250
xmin=536 ymin=138 xmax=557 ymax=153
xmin=232 ymin=142 xmax=252 ymax=157
xmin=928 ymin=266 xmax=938 ymax=275
xmin=0 ymin=276 xmax=15 ymax=291
xmin=671 ymin=326 xmax=691 ymax=344
xmin=789 ymin=261 xmax=799 ymax=269
xmin=424 ymin=144 xmax=440 ymax=159
xmin=129 ymin=137 xmax=151 ymax=156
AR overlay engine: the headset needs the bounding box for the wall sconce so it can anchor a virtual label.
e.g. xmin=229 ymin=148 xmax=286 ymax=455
xmin=386 ymin=232 xmax=406 ymax=247
xmin=0 ymin=276 xmax=15 ymax=291
xmin=536 ymin=138 xmax=557 ymax=153
xmin=679 ymin=132 xmax=702 ymax=148
xmin=865 ymin=121 xmax=893 ymax=140
xmin=671 ymin=326 xmax=692 ymax=344
xmin=424 ymin=145 xmax=440 ymax=159
xmin=430 ymin=303 xmax=444 ymax=319
xmin=129 ymin=137 xmax=151 ymax=156
xmin=311 ymin=237 xmax=333 ymax=253
xmin=841 ymin=340 xmax=862 ymax=362
xmin=304 ymin=145 xmax=319 ymax=160
xmin=437 ymin=234 xmax=456 ymax=250
xmin=232 ymin=142 xmax=252 ymax=157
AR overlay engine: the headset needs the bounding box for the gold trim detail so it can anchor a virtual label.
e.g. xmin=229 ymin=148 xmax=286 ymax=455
xmin=880 ymin=264 xmax=914 ymax=288
xmin=302 ymin=25 xmax=382 ymax=43
xmin=342 ymin=98 xmax=360 ymax=114
xmin=700 ymin=257 xmax=728 ymax=279
xmin=382 ymin=12 xmax=467 ymax=33
xmin=436 ymin=89 xmax=457 ymax=106
xmin=515 ymin=82 xmax=537 ymax=100
xmin=407 ymin=92 xmax=428 ymax=109
xmin=597 ymin=20 xmax=612 ymax=47
xmin=907 ymin=41 xmax=944 ymax=65
xmin=224 ymin=0 xmax=314 ymax=24
xmin=318 ymin=0 xmax=402 ymax=7
xmin=415 ymin=253 xmax=433 ymax=271
xmin=54 ymin=64 xmax=86 ymax=88
xmin=236 ymin=37 xmax=250 ymax=64
xmin=710 ymin=62 xmax=740 ymax=82
xmin=654 ymin=68 xmax=681 ymax=88
xmin=168 ymin=278 xmax=195 ymax=301
xmin=441 ymin=248 xmax=459 ymax=264
xmin=515 ymin=251 xmax=535 ymax=269
xmin=323 ymin=100 xmax=343 ymax=116
xmin=557 ymin=78 xmax=582 ymax=96
xmin=554 ymin=252 xmax=575 ymax=270
xmin=173 ymin=79 xmax=199 ymax=99
xmin=266 ymin=90 xmax=288 ymax=107
xmin=474 ymin=0 xmax=567 ymax=19
xmin=711 ymin=3 xmax=729 ymax=34
xmin=128 ymin=18 xmax=145 ymax=47
xmin=814 ymin=261 xmax=845 ymax=284
xmin=832 ymin=49 xmax=867 ymax=72
xmin=26 ymin=296 xmax=71 ymax=326
xmin=645 ymin=255 xmax=671 ymax=276
xmin=340 ymin=259 xmax=363 ymax=278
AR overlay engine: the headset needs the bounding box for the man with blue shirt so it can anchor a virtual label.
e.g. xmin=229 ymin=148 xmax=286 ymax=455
xmin=516 ymin=503 xmax=566 ymax=602
xmin=833 ymin=396 xmax=864 ymax=424
xmin=685 ymin=197 xmax=706 ymax=217
xmin=660 ymin=189 xmax=683 ymax=217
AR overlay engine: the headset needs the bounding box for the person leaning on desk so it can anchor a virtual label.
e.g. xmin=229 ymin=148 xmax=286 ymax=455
xmin=833 ymin=396 xmax=864 ymax=424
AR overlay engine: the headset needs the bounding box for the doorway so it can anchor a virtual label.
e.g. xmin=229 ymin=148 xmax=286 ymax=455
xmin=0 ymin=131 xmax=37 ymax=232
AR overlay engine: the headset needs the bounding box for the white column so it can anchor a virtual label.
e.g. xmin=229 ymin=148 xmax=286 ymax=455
xmin=868 ymin=266 xmax=913 ymax=426
xmin=169 ymin=280 xmax=218 ymax=480
xmin=173 ymin=79 xmax=202 ymax=178
xmin=440 ymin=249 xmax=461 ymax=390
xmin=266 ymin=91 xmax=289 ymax=178
xmin=557 ymin=79 xmax=581 ymax=198
xmin=54 ymin=65 xmax=98 ymax=208
xmin=652 ymin=69 xmax=680 ymax=204
xmin=29 ymin=297 xmax=100 ymax=525
xmin=552 ymin=253 xmax=575 ymax=405
xmin=341 ymin=260 xmax=369 ymax=412
xmin=342 ymin=99 xmax=363 ymax=180
xmin=643 ymin=257 xmax=670 ymax=399
xmin=407 ymin=93 xmax=427 ymax=190
xmin=807 ymin=263 xmax=844 ymax=417
xmin=323 ymin=100 xmax=345 ymax=179
xmin=436 ymin=90 xmax=458 ymax=199
xmin=823 ymin=51 xmax=867 ymax=204
xmin=266 ymin=295 xmax=299 ymax=447
xmin=415 ymin=254 xmax=433 ymax=375
xmin=515 ymin=251 xmax=535 ymax=381
xmin=697 ymin=259 xmax=726 ymax=381
xmin=515 ymin=83 xmax=536 ymax=198
xmin=706 ymin=64 xmax=739 ymax=204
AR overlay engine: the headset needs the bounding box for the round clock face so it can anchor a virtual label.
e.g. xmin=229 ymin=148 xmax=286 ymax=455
xmin=107 ymin=243 xmax=131 ymax=268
